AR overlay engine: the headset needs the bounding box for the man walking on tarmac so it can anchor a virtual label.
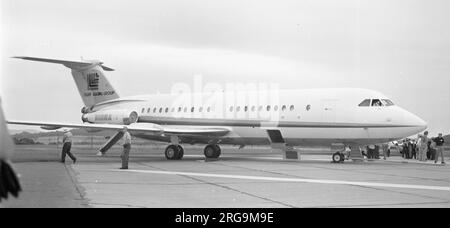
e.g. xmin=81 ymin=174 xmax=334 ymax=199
xmin=61 ymin=129 xmax=76 ymax=164
xmin=120 ymin=127 xmax=132 ymax=169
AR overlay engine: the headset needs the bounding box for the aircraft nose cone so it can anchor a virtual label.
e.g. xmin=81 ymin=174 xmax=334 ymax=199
xmin=407 ymin=111 xmax=427 ymax=132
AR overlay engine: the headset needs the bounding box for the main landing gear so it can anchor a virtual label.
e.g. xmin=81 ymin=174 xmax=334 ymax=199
xmin=165 ymin=145 xmax=184 ymax=160
xmin=204 ymin=144 xmax=221 ymax=159
xmin=164 ymin=144 xmax=222 ymax=160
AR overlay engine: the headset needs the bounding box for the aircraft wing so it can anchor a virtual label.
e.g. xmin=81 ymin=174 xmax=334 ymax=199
xmin=7 ymin=121 xmax=231 ymax=137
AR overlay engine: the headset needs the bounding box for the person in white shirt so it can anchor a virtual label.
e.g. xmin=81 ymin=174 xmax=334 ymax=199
xmin=61 ymin=129 xmax=76 ymax=164
xmin=418 ymin=131 xmax=429 ymax=162
xmin=120 ymin=127 xmax=132 ymax=169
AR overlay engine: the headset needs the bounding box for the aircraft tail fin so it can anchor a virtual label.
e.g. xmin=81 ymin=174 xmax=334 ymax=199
xmin=13 ymin=56 xmax=119 ymax=107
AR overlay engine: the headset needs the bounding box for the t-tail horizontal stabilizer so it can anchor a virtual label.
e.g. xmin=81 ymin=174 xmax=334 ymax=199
xmin=13 ymin=56 xmax=119 ymax=107
xmin=13 ymin=56 xmax=115 ymax=71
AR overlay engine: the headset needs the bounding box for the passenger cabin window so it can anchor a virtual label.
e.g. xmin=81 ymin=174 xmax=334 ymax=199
xmin=290 ymin=105 xmax=295 ymax=111
xmin=282 ymin=105 xmax=286 ymax=111
xmin=358 ymin=99 xmax=371 ymax=107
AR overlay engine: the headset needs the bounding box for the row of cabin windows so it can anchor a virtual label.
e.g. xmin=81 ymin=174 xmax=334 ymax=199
xmin=140 ymin=105 xmax=296 ymax=114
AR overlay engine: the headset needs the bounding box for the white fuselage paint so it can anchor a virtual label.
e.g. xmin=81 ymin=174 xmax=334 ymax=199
xmin=83 ymin=88 xmax=427 ymax=147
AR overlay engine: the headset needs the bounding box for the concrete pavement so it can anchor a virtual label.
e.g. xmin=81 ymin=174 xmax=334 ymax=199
xmin=2 ymin=144 xmax=450 ymax=208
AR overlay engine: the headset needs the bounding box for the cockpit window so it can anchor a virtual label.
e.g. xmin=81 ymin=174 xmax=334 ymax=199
xmin=358 ymin=99 xmax=371 ymax=107
xmin=359 ymin=98 xmax=394 ymax=107
xmin=382 ymin=99 xmax=394 ymax=106
xmin=371 ymin=99 xmax=383 ymax=107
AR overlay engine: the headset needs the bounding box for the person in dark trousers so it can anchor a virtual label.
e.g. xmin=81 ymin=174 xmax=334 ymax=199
xmin=403 ymin=141 xmax=410 ymax=159
xmin=433 ymin=133 xmax=446 ymax=165
xmin=374 ymin=145 xmax=380 ymax=159
xmin=427 ymin=141 xmax=432 ymax=160
xmin=407 ymin=141 xmax=412 ymax=159
xmin=411 ymin=142 xmax=416 ymax=159
xmin=61 ymin=129 xmax=76 ymax=164
xmin=0 ymin=98 xmax=22 ymax=202
xmin=120 ymin=127 xmax=131 ymax=169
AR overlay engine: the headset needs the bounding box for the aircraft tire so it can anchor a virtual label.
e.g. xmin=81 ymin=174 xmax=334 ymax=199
xmin=176 ymin=145 xmax=184 ymax=160
xmin=165 ymin=145 xmax=179 ymax=160
xmin=213 ymin=145 xmax=221 ymax=158
xmin=204 ymin=144 xmax=221 ymax=159
xmin=332 ymin=152 xmax=342 ymax=163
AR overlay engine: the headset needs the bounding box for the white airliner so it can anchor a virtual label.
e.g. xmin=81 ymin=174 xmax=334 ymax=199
xmin=8 ymin=57 xmax=427 ymax=162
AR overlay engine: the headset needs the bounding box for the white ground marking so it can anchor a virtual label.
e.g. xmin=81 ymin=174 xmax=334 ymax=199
xmin=109 ymin=169 xmax=450 ymax=191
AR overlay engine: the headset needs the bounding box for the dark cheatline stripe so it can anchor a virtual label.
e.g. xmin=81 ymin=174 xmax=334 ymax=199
xmin=138 ymin=116 xmax=419 ymax=128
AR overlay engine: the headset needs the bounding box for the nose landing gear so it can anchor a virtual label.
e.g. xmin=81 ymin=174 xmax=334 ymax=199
xmin=332 ymin=151 xmax=345 ymax=163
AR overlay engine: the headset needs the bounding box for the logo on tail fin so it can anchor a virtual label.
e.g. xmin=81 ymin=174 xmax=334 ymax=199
xmin=87 ymin=72 xmax=99 ymax=90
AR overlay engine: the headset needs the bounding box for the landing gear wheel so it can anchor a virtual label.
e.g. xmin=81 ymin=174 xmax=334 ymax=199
xmin=339 ymin=153 xmax=345 ymax=162
xmin=204 ymin=144 xmax=221 ymax=159
xmin=332 ymin=152 xmax=343 ymax=163
xmin=165 ymin=145 xmax=182 ymax=160
xmin=176 ymin=145 xmax=184 ymax=160
xmin=212 ymin=145 xmax=221 ymax=158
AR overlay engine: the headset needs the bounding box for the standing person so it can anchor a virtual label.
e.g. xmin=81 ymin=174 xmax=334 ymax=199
xmin=426 ymin=141 xmax=432 ymax=160
xmin=403 ymin=141 xmax=410 ymax=159
xmin=433 ymin=133 xmax=446 ymax=165
xmin=382 ymin=143 xmax=389 ymax=160
xmin=418 ymin=132 xmax=429 ymax=162
xmin=0 ymin=98 xmax=22 ymax=202
xmin=61 ymin=129 xmax=76 ymax=164
xmin=417 ymin=135 xmax=423 ymax=161
xmin=120 ymin=127 xmax=132 ymax=170
xmin=367 ymin=145 xmax=374 ymax=159
xmin=407 ymin=140 xmax=413 ymax=159
xmin=430 ymin=140 xmax=436 ymax=161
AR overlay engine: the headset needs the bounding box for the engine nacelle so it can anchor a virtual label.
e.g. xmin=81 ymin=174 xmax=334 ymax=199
xmin=82 ymin=110 xmax=138 ymax=125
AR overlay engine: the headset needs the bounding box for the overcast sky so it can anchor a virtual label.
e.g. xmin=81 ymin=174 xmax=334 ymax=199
xmin=1 ymin=0 xmax=449 ymax=136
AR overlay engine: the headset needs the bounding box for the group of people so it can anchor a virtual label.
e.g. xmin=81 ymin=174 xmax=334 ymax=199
xmin=61 ymin=126 xmax=132 ymax=169
xmin=360 ymin=131 xmax=446 ymax=164
xmin=396 ymin=131 xmax=446 ymax=164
